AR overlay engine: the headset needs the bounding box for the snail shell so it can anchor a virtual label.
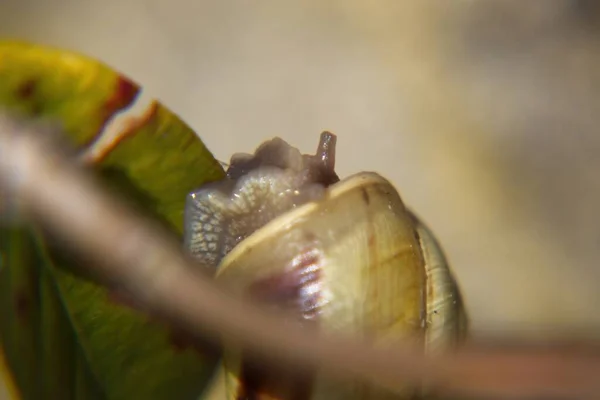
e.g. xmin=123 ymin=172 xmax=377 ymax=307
xmin=184 ymin=132 xmax=468 ymax=399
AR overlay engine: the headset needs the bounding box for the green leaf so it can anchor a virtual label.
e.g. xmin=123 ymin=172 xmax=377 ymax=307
xmin=0 ymin=40 xmax=226 ymax=400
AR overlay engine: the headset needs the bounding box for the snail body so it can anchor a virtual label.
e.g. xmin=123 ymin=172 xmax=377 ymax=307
xmin=184 ymin=132 xmax=468 ymax=399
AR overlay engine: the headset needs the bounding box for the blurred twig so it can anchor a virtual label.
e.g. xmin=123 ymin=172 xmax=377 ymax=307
xmin=0 ymin=111 xmax=599 ymax=400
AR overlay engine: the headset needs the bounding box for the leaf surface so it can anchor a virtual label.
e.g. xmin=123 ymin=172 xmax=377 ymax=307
xmin=0 ymin=41 xmax=225 ymax=400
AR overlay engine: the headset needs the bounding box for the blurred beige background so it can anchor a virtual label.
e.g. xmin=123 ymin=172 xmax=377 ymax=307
xmin=1 ymin=0 xmax=600 ymax=343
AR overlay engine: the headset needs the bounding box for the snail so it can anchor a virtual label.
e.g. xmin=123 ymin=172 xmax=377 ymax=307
xmin=184 ymin=132 xmax=468 ymax=399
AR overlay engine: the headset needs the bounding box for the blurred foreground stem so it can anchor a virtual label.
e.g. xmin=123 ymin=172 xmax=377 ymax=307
xmin=0 ymin=111 xmax=599 ymax=400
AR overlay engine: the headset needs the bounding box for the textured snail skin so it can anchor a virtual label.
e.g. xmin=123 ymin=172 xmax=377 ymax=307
xmin=184 ymin=133 xmax=468 ymax=399
xmin=184 ymin=132 xmax=339 ymax=270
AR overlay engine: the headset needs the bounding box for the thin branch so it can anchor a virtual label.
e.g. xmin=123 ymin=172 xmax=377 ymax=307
xmin=0 ymin=111 xmax=599 ymax=399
